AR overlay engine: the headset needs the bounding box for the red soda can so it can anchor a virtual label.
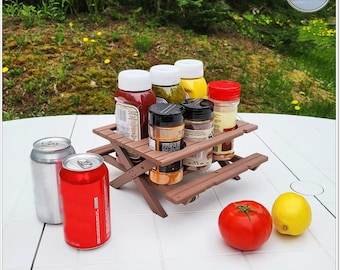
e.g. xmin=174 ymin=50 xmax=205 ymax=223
xmin=59 ymin=153 xmax=111 ymax=249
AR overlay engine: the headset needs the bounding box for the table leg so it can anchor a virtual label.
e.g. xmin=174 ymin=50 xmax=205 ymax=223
xmin=109 ymin=141 xmax=168 ymax=217
xmin=110 ymin=159 xmax=154 ymax=188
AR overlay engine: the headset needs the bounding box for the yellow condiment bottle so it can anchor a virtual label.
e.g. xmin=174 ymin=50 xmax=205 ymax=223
xmin=174 ymin=59 xmax=207 ymax=99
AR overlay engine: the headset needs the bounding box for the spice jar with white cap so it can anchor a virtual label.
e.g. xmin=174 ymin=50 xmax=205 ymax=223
xmin=115 ymin=69 xmax=156 ymax=163
xmin=174 ymin=59 xmax=207 ymax=99
xmin=150 ymin=64 xmax=186 ymax=104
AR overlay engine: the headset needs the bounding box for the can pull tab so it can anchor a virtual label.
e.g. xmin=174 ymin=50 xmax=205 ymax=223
xmin=41 ymin=141 xmax=59 ymax=148
xmin=77 ymin=159 xmax=93 ymax=169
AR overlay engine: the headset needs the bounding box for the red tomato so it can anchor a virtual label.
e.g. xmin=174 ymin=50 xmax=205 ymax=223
xmin=218 ymin=200 xmax=272 ymax=251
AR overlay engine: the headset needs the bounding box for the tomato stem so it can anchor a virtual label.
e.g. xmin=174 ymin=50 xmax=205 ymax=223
xmin=235 ymin=203 xmax=258 ymax=221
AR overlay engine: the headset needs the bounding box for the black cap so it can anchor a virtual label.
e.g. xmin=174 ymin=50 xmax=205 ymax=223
xmin=181 ymin=99 xmax=214 ymax=121
xmin=148 ymin=103 xmax=185 ymax=127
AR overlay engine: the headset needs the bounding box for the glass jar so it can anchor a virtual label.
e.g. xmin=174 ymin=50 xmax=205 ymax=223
xmin=148 ymin=103 xmax=185 ymax=185
xmin=150 ymin=64 xmax=186 ymax=104
xmin=181 ymin=99 xmax=214 ymax=171
xmin=208 ymin=80 xmax=241 ymax=161
xmin=174 ymin=59 xmax=207 ymax=99
xmin=115 ymin=69 xmax=156 ymax=162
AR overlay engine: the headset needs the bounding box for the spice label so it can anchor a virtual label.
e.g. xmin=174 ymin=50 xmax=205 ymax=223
xmin=183 ymin=149 xmax=212 ymax=167
xmin=213 ymin=111 xmax=236 ymax=155
xmin=115 ymin=102 xmax=141 ymax=141
xmin=213 ymin=141 xmax=234 ymax=155
xmin=184 ymin=127 xmax=213 ymax=141
xmin=149 ymin=138 xmax=183 ymax=173
xmin=183 ymin=127 xmax=213 ymax=167
xmin=159 ymin=140 xmax=182 ymax=152
xmin=213 ymin=111 xmax=237 ymax=131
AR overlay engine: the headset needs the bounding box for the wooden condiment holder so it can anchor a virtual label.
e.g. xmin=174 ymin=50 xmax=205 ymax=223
xmin=88 ymin=120 xmax=268 ymax=217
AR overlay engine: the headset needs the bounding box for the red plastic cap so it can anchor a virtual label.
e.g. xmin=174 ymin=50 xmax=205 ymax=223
xmin=208 ymin=80 xmax=241 ymax=101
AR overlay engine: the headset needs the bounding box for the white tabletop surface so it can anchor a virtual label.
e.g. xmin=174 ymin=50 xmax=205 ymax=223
xmin=1 ymin=113 xmax=337 ymax=270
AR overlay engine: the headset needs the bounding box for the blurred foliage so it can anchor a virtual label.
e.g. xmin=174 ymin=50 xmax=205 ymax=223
xmin=2 ymin=0 xmax=336 ymax=120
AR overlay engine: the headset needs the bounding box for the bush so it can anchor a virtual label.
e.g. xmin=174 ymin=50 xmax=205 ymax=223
xmin=113 ymin=0 xmax=231 ymax=33
xmin=3 ymin=0 xmax=109 ymax=15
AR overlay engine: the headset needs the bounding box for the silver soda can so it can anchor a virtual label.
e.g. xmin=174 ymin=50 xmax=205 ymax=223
xmin=30 ymin=137 xmax=75 ymax=224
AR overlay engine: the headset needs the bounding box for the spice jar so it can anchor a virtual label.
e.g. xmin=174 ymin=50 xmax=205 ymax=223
xmin=174 ymin=59 xmax=207 ymax=99
xmin=208 ymin=80 xmax=241 ymax=161
xmin=181 ymin=99 xmax=214 ymax=171
xmin=115 ymin=69 xmax=156 ymax=162
xmin=148 ymin=103 xmax=185 ymax=185
xmin=150 ymin=64 xmax=186 ymax=104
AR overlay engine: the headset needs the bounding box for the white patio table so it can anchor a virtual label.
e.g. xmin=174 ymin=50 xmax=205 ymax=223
xmin=2 ymin=113 xmax=337 ymax=270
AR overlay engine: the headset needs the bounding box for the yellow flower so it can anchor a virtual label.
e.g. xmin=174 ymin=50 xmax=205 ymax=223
xmin=298 ymin=91 xmax=306 ymax=95
xmin=68 ymin=22 xmax=73 ymax=28
xmin=96 ymin=31 xmax=102 ymax=37
xmin=133 ymin=52 xmax=139 ymax=57
xmin=2 ymin=67 xmax=9 ymax=73
xmin=90 ymin=39 xmax=96 ymax=43
xmin=104 ymin=58 xmax=111 ymax=64
xmin=265 ymin=18 xmax=271 ymax=24
xmin=291 ymin=99 xmax=299 ymax=105
xmin=294 ymin=105 xmax=301 ymax=111
xmin=327 ymin=29 xmax=335 ymax=37
xmin=83 ymin=37 xmax=89 ymax=42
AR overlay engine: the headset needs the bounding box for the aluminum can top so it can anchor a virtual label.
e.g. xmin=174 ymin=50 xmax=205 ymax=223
xmin=31 ymin=137 xmax=73 ymax=163
xmin=62 ymin=153 xmax=104 ymax=172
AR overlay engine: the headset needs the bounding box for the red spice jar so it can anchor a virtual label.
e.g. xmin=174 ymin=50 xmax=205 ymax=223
xmin=208 ymin=80 xmax=241 ymax=161
xmin=115 ymin=69 xmax=156 ymax=162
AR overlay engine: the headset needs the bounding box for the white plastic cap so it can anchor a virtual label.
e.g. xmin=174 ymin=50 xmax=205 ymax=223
xmin=174 ymin=59 xmax=204 ymax=79
xmin=118 ymin=69 xmax=151 ymax=92
xmin=150 ymin=64 xmax=181 ymax=86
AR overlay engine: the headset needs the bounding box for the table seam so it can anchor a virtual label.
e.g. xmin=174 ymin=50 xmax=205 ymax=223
xmin=30 ymin=223 xmax=46 ymax=270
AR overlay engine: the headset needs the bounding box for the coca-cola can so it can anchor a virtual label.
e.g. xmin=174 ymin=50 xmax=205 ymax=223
xmin=30 ymin=137 xmax=75 ymax=224
xmin=59 ymin=153 xmax=111 ymax=249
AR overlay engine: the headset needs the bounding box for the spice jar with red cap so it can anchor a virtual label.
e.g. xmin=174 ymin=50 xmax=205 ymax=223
xmin=208 ymin=80 xmax=241 ymax=161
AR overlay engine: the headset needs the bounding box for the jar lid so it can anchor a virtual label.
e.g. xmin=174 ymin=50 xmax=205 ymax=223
xmin=118 ymin=69 xmax=151 ymax=92
xmin=174 ymin=59 xmax=204 ymax=79
xmin=181 ymin=99 xmax=214 ymax=121
xmin=150 ymin=64 xmax=181 ymax=86
xmin=208 ymin=80 xmax=241 ymax=101
xmin=149 ymin=103 xmax=184 ymax=127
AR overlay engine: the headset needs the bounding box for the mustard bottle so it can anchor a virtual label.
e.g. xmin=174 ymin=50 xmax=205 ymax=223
xmin=174 ymin=59 xmax=207 ymax=99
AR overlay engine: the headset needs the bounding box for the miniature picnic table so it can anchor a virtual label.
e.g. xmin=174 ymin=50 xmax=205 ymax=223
xmin=88 ymin=120 xmax=268 ymax=217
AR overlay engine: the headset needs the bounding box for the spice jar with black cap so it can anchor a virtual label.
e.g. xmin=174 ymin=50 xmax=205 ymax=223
xmin=181 ymin=98 xmax=214 ymax=171
xmin=148 ymin=103 xmax=185 ymax=185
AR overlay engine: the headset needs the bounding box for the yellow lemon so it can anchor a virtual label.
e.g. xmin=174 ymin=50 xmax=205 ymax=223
xmin=271 ymin=192 xmax=312 ymax=236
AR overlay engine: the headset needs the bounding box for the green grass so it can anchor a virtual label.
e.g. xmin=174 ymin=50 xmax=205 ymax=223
xmin=1 ymin=3 xmax=336 ymax=120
